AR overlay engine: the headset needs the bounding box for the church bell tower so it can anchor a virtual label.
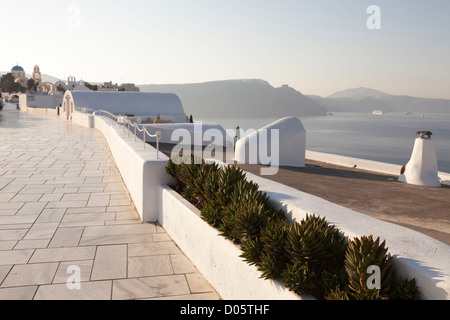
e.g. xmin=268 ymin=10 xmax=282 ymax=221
xmin=33 ymin=65 xmax=42 ymax=84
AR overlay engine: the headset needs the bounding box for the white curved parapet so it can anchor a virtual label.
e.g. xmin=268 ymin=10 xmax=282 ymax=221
xmin=235 ymin=116 xmax=306 ymax=169
xmin=305 ymin=150 xmax=450 ymax=186
xmin=243 ymin=171 xmax=450 ymax=300
xmin=398 ymin=137 xmax=441 ymax=187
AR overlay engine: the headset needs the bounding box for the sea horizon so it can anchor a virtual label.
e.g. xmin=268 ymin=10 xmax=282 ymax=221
xmin=198 ymin=112 xmax=450 ymax=174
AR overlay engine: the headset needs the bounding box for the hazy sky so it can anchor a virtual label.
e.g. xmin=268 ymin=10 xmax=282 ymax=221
xmin=2 ymin=0 xmax=449 ymax=99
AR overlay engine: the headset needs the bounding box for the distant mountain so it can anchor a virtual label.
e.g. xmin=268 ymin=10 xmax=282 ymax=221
xmin=139 ymin=80 xmax=327 ymax=119
xmin=327 ymin=87 xmax=393 ymax=100
xmin=308 ymin=87 xmax=450 ymax=114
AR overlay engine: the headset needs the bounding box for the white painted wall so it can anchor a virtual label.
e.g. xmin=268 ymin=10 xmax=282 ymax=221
xmin=72 ymin=111 xmax=174 ymax=222
xmin=306 ymin=150 xmax=450 ymax=186
xmin=305 ymin=150 xmax=402 ymax=176
xmin=143 ymin=122 xmax=231 ymax=146
xmin=18 ymin=93 xmax=62 ymax=110
xmin=158 ymin=185 xmax=306 ymax=300
xmin=243 ymin=171 xmax=450 ymax=300
xmin=68 ymin=111 xmax=450 ymax=299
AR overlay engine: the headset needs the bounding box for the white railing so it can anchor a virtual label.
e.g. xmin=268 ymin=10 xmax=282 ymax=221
xmin=76 ymin=107 xmax=161 ymax=159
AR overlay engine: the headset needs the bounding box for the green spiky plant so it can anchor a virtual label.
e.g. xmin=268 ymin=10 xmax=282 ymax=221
xmin=240 ymin=236 xmax=264 ymax=267
xmin=258 ymin=219 xmax=289 ymax=280
xmin=344 ymin=235 xmax=394 ymax=300
xmin=200 ymin=165 xmax=247 ymax=230
xmin=220 ymin=201 xmax=266 ymax=243
xmin=166 ymin=159 xmax=420 ymax=300
xmin=217 ymin=178 xmax=286 ymax=243
xmin=325 ymin=287 xmax=350 ymax=300
xmin=392 ymin=277 xmax=419 ymax=300
xmin=283 ymin=214 xmax=346 ymax=299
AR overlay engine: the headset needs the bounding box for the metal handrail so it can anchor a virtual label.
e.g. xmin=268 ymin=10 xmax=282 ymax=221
xmin=75 ymin=107 xmax=161 ymax=159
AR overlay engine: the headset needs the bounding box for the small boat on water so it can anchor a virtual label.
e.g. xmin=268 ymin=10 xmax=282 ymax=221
xmin=372 ymin=110 xmax=383 ymax=116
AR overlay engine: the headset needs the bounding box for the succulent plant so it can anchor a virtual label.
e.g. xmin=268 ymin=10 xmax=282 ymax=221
xmin=322 ymin=268 xmax=347 ymax=297
xmin=221 ymin=201 xmax=268 ymax=243
xmin=344 ymin=235 xmax=394 ymax=300
xmin=258 ymin=219 xmax=289 ymax=280
xmin=286 ymin=215 xmax=344 ymax=270
xmin=165 ymin=159 xmax=421 ymax=301
xmin=283 ymin=214 xmax=347 ymax=299
xmin=200 ymin=199 xmax=223 ymax=228
xmin=392 ymin=277 xmax=419 ymax=300
xmin=283 ymin=261 xmax=317 ymax=296
xmin=325 ymin=287 xmax=350 ymax=300
xmin=240 ymin=237 xmax=264 ymax=267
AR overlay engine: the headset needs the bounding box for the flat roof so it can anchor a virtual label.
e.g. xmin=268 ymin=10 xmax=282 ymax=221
xmin=238 ymin=160 xmax=450 ymax=245
xmin=70 ymin=91 xmax=185 ymax=116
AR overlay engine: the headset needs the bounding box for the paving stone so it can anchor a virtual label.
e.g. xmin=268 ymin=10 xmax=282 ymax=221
xmin=53 ymin=260 xmax=94 ymax=284
xmin=0 ymin=229 xmax=28 ymax=241
xmin=87 ymin=194 xmax=110 ymax=207
xmin=128 ymin=255 xmax=173 ymax=278
xmin=14 ymin=239 xmax=50 ymax=250
xmin=0 ymin=241 xmax=17 ymax=250
xmin=30 ymin=246 xmax=96 ymax=263
xmin=48 ymin=227 xmax=84 ymax=248
xmin=146 ymin=292 xmax=221 ymax=300
xmin=82 ymin=224 xmax=157 ymax=237
xmin=170 ymin=254 xmax=198 ymax=274
xmin=34 ymin=281 xmax=112 ymax=300
xmin=0 ymin=286 xmax=38 ymax=300
xmin=0 ymin=250 xmax=34 ymax=266
xmin=24 ymin=223 xmax=59 ymax=240
xmin=79 ymin=234 xmax=154 ymax=246
xmin=16 ymin=202 xmax=47 ymax=216
xmin=112 ymin=275 xmax=190 ymax=300
xmin=185 ymin=273 xmax=216 ymax=294
xmin=0 ymin=111 xmax=220 ymax=300
xmin=128 ymin=241 xmax=181 ymax=257
xmin=0 ymin=265 xmax=12 ymax=283
xmin=91 ymin=245 xmax=127 ymax=280
xmin=1 ymin=262 xmax=59 ymax=287
xmin=35 ymin=208 xmax=66 ymax=223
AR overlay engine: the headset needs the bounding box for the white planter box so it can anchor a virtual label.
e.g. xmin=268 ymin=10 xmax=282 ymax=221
xmin=158 ymin=185 xmax=309 ymax=300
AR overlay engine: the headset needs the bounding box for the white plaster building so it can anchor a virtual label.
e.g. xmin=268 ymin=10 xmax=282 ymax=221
xmin=61 ymin=90 xmax=187 ymax=123
xmin=98 ymin=81 xmax=140 ymax=92
xmin=54 ymin=76 xmax=89 ymax=92
xmin=235 ymin=117 xmax=306 ymax=168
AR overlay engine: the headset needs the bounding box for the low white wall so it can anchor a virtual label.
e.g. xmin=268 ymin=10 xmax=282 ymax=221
xmin=68 ymin=112 xmax=450 ymax=299
xmin=243 ymin=171 xmax=450 ymax=300
xmin=72 ymin=111 xmax=173 ymax=222
xmin=306 ymin=150 xmax=450 ymax=186
xmin=18 ymin=94 xmax=27 ymax=112
xmin=158 ymin=185 xmax=307 ymax=300
xmin=142 ymin=122 xmax=230 ymax=146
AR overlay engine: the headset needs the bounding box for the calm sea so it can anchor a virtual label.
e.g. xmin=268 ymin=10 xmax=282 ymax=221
xmin=4 ymin=101 xmax=449 ymax=173
xmin=197 ymin=112 xmax=450 ymax=173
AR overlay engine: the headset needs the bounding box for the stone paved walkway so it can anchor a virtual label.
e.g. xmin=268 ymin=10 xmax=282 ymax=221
xmin=0 ymin=108 xmax=220 ymax=300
